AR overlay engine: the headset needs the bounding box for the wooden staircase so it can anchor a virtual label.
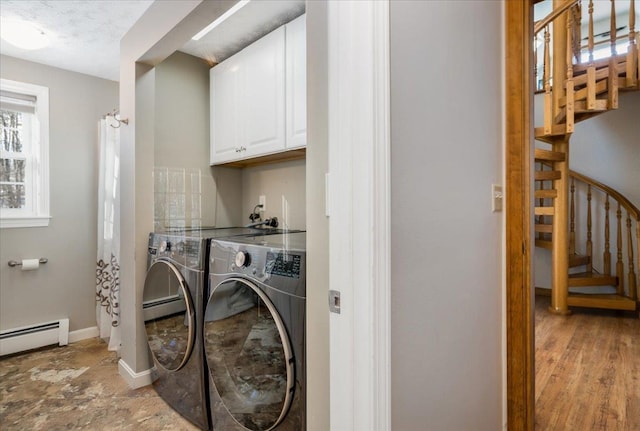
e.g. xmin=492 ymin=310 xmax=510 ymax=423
xmin=533 ymin=0 xmax=639 ymax=314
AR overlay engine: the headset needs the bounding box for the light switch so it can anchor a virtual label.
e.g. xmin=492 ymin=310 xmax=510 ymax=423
xmin=492 ymin=184 xmax=503 ymax=212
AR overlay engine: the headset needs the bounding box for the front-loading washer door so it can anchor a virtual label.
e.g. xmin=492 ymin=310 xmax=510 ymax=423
xmin=204 ymin=277 xmax=294 ymax=431
xmin=143 ymin=259 xmax=195 ymax=372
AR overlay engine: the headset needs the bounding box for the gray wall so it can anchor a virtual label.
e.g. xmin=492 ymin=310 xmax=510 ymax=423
xmin=390 ymin=2 xmax=503 ymax=430
xmin=241 ymin=159 xmax=306 ymax=230
xmin=0 ymin=55 xmax=118 ymax=332
xmin=154 ymin=51 xmax=218 ymax=230
xmin=305 ymin=1 xmax=330 ymax=428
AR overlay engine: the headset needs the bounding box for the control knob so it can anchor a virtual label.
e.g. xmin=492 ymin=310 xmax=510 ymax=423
xmin=158 ymin=240 xmax=171 ymax=253
xmin=235 ymin=251 xmax=251 ymax=268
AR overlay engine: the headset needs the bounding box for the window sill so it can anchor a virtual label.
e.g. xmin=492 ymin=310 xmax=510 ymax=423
xmin=1 ymin=216 xmax=51 ymax=229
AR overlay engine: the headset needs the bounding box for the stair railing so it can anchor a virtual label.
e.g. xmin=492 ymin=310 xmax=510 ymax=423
xmin=569 ymin=170 xmax=639 ymax=304
xmin=534 ymin=0 xmax=639 ymax=105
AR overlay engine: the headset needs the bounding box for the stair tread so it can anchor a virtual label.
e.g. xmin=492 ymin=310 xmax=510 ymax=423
xmin=569 ymin=272 xmax=615 ymax=279
xmin=534 ymin=148 xmax=566 ymax=162
xmin=566 ymin=293 xmax=637 ymax=311
xmin=572 ymin=54 xmax=627 ymax=75
xmin=535 ymin=223 xmax=553 ymax=233
xmin=568 ymin=272 xmax=617 ymax=287
xmin=535 ymin=170 xmax=561 ymax=181
xmin=535 ymin=207 xmax=554 ymax=216
xmin=535 ymin=124 xmax=570 ymax=140
xmin=535 ymin=189 xmax=558 ymax=198
xmin=568 ymin=254 xmax=591 ymax=268
xmin=535 ymin=239 xmax=552 ymax=250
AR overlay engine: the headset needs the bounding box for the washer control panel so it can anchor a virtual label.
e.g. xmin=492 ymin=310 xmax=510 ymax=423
xmin=266 ymin=251 xmax=301 ymax=279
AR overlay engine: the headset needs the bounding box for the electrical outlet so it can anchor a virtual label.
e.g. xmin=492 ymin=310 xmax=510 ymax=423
xmin=259 ymin=195 xmax=266 ymax=212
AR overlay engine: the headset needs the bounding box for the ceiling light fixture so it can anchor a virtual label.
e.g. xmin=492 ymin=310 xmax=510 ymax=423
xmin=0 ymin=17 xmax=50 ymax=50
xmin=192 ymin=0 xmax=250 ymax=41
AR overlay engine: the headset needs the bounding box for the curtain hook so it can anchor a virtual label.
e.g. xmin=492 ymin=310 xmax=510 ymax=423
xmin=110 ymin=114 xmax=129 ymax=129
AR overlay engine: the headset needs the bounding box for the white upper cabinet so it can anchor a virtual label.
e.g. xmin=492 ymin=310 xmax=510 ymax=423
xmin=243 ymin=26 xmax=286 ymax=157
xmin=285 ymin=14 xmax=306 ymax=150
xmin=210 ymin=53 xmax=246 ymax=164
xmin=210 ymin=14 xmax=306 ymax=166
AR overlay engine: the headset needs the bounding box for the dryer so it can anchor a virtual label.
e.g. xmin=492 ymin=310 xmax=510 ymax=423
xmin=204 ymin=232 xmax=306 ymax=431
xmin=143 ymin=227 xmax=291 ymax=430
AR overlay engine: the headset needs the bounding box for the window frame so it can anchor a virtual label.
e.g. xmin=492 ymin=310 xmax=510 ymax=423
xmin=0 ymin=78 xmax=50 ymax=228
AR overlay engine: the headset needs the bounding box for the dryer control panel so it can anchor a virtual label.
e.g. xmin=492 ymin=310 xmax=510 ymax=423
xmin=147 ymin=234 xmax=202 ymax=269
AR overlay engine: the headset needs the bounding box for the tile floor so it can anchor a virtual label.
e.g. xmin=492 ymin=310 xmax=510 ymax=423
xmin=0 ymin=338 xmax=199 ymax=430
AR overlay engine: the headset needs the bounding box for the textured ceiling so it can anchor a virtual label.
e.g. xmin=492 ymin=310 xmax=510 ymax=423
xmin=180 ymin=0 xmax=305 ymax=65
xmin=0 ymin=0 xmax=153 ymax=82
xmin=0 ymin=0 xmax=305 ymax=83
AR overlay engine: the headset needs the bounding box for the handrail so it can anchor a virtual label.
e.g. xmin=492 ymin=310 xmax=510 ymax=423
xmin=570 ymin=170 xmax=640 ymax=219
xmin=534 ymin=0 xmax=580 ymax=35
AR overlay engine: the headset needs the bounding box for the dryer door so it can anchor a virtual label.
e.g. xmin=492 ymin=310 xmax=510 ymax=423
xmin=143 ymin=259 xmax=195 ymax=372
xmin=204 ymin=277 xmax=294 ymax=431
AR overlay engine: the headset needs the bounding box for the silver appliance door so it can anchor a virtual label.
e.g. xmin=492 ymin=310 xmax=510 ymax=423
xmin=143 ymin=259 xmax=195 ymax=372
xmin=204 ymin=277 xmax=294 ymax=431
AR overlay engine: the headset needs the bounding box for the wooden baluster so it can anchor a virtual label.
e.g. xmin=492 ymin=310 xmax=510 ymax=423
xmin=571 ymin=2 xmax=583 ymax=64
xmin=543 ymin=26 xmax=553 ymax=134
xmin=627 ymin=0 xmax=638 ymax=87
xmin=636 ymin=221 xmax=640 ymax=301
xmin=587 ymin=0 xmax=596 ymax=109
xmin=539 ymin=170 xmax=545 ymax=240
xmin=604 ymin=194 xmax=611 ymax=275
xmin=570 ymin=177 xmax=576 ymax=255
xmin=566 ymin=9 xmax=575 ymax=133
xmin=588 ymin=0 xmax=595 ymax=63
xmin=610 ymin=0 xmax=617 ymax=56
xmin=535 ymin=35 xmax=539 ymax=90
xmin=608 ymin=0 xmax=619 ymax=109
xmin=616 ymin=203 xmax=624 ymax=296
xmin=627 ymin=215 xmax=637 ymax=300
xmin=587 ymin=185 xmax=593 ymax=273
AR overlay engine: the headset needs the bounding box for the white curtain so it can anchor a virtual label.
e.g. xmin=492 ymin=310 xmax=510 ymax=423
xmin=96 ymin=115 xmax=121 ymax=352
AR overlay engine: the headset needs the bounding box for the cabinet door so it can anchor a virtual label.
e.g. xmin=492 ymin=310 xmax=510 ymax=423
xmin=285 ymin=14 xmax=307 ymax=149
xmin=243 ymin=25 xmax=286 ymax=157
xmin=210 ymin=55 xmax=246 ymax=165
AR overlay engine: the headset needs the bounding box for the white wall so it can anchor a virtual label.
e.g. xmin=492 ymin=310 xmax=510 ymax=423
xmin=570 ymin=92 xmax=640 ymax=206
xmin=390 ymin=2 xmax=504 ymax=430
xmin=0 ymin=55 xmax=118 ymax=332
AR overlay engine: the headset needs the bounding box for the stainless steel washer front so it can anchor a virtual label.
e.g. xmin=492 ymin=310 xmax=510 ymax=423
xmin=204 ymin=278 xmax=295 ymax=431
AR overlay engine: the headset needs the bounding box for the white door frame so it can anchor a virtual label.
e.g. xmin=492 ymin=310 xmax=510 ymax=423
xmin=327 ymin=1 xmax=391 ymax=429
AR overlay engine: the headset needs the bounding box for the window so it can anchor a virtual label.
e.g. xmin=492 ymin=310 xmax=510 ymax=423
xmin=0 ymin=79 xmax=49 ymax=228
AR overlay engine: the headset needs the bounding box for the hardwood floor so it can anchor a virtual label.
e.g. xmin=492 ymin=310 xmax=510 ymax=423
xmin=535 ymin=295 xmax=640 ymax=430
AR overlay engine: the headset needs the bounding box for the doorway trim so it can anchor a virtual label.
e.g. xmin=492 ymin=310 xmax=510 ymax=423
xmin=505 ymin=1 xmax=535 ymax=430
xmin=326 ymin=1 xmax=535 ymax=429
xmin=327 ymin=0 xmax=391 ymax=429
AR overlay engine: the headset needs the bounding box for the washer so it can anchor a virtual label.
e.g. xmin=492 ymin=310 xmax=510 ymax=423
xmin=204 ymin=232 xmax=306 ymax=431
xmin=143 ymin=227 xmax=292 ymax=431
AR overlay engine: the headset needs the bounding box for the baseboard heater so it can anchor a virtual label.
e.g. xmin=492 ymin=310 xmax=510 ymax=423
xmin=0 ymin=319 xmax=69 ymax=356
